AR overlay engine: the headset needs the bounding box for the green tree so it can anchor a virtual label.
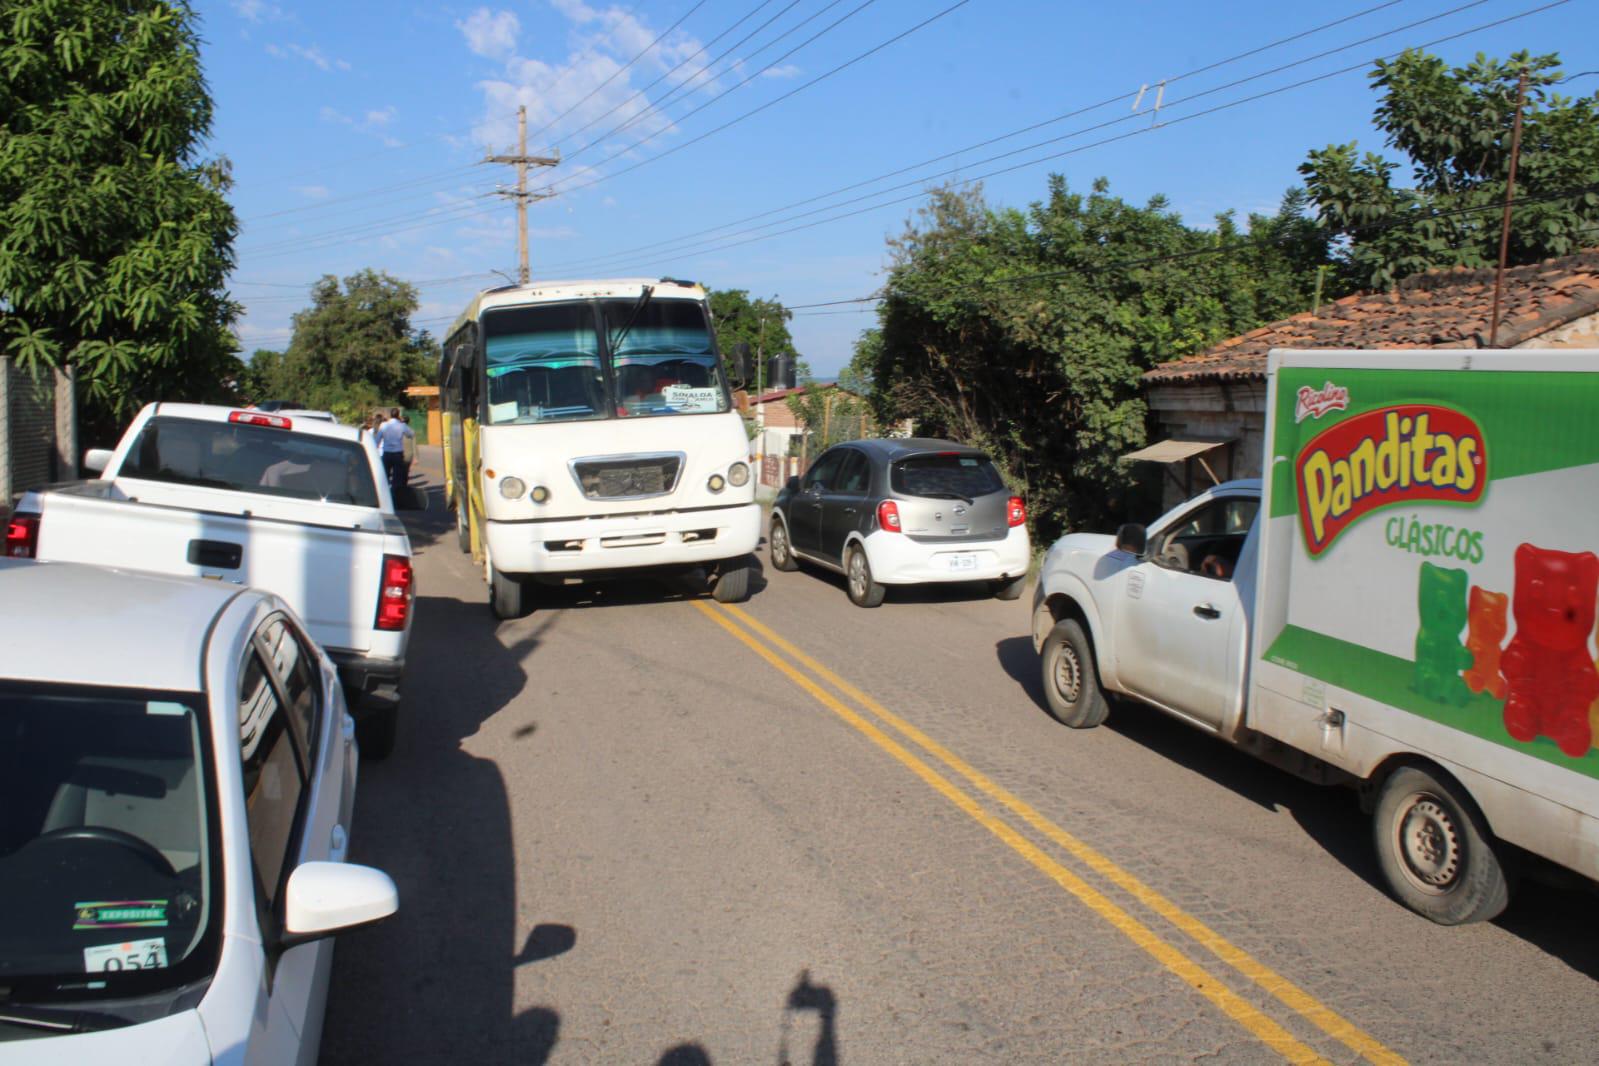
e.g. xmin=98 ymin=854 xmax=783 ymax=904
xmin=861 ymin=177 xmax=1326 ymax=540
xmin=1301 ymin=49 xmax=1599 ymax=292
xmin=0 ymin=0 xmax=241 ymax=439
xmin=707 ymin=288 xmax=806 ymax=387
xmin=261 ymin=269 xmax=437 ymax=423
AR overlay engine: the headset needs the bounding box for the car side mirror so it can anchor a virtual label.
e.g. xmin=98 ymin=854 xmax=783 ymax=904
xmin=279 ymin=862 xmax=397 ymax=949
xmin=1115 ymin=523 xmax=1147 ymax=556
xmin=785 ymin=475 xmax=801 ymax=493
xmin=730 ymin=342 xmax=752 ymax=387
xmin=84 ymin=448 xmax=114 ymax=475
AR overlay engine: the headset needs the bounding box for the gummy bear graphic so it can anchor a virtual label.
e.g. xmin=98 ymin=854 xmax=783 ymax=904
xmin=1591 ymin=614 xmax=1599 ymax=751
xmin=1415 ymin=562 xmax=1473 ymax=706
xmin=1502 ymin=544 xmax=1599 ymax=758
xmin=1463 ymin=587 xmax=1509 ymax=700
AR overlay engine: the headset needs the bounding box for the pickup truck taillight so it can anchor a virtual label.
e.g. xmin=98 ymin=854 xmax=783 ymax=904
xmin=877 ymin=500 xmax=902 ymax=533
xmin=375 ymin=554 xmax=414 ymax=630
xmin=1007 ymin=496 xmax=1027 ymax=528
xmin=4 ymin=514 xmax=39 ymax=558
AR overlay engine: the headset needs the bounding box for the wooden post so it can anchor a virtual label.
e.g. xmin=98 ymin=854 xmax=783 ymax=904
xmin=1489 ymin=70 xmax=1529 ymax=349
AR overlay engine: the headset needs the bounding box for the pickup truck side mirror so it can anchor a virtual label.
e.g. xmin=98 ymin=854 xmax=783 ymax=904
xmin=84 ymin=448 xmax=114 ymax=475
xmin=784 ymin=475 xmax=801 ymax=494
xmin=1115 ymin=523 xmax=1147 ymax=556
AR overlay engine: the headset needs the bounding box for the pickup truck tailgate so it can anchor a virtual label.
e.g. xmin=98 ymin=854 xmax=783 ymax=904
xmin=34 ymin=485 xmax=387 ymax=655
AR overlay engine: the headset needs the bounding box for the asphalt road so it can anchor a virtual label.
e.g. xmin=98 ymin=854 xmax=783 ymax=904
xmin=320 ymin=450 xmax=1599 ymax=1065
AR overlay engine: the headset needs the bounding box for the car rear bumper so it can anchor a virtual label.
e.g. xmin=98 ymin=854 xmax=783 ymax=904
xmin=484 ymin=503 xmax=761 ymax=575
xmin=862 ymin=526 xmax=1030 ymax=585
xmin=327 ymin=649 xmax=405 ymax=708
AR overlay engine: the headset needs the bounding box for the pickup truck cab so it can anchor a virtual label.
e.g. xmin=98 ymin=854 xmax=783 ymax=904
xmin=7 ymin=403 xmax=415 ymax=758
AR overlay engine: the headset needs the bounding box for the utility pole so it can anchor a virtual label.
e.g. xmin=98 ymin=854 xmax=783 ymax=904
xmin=1489 ymin=70 xmax=1529 ymax=349
xmin=484 ymin=105 xmax=559 ymax=285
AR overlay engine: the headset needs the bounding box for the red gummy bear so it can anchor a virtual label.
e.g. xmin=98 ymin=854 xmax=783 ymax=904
xmin=1464 ymin=587 xmax=1508 ymax=700
xmin=1502 ymin=544 xmax=1599 ymax=758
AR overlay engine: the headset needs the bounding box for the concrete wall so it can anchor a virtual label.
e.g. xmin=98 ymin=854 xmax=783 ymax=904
xmin=1514 ymin=309 xmax=1599 ymax=349
xmin=1144 ymin=380 xmax=1267 ymax=511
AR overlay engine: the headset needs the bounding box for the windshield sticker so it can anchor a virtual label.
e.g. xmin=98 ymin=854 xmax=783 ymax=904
xmin=83 ymin=937 xmax=167 ymax=973
xmin=146 ymin=701 xmax=187 ymax=716
xmin=660 ymin=385 xmax=720 ymax=412
xmin=488 ymin=400 xmax=520 ymax=423
xmin=74 ymin=900 xmax=168 ymax=930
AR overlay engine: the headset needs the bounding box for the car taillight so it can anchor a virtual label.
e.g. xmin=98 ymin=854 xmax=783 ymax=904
xmin=4 ymin=514 xmax=39 ymax=558
xmin=229 ymin=410 xmax=292 ymax=429
xmin=877 ymin=500 xmax=902 ymax=533
xmin=1007 ymin=496 xmax=1026 ymax=528
xmin=375 ymin=554 xmax=413 ymax=631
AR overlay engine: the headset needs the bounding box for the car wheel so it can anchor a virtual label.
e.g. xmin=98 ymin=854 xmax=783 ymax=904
xmin=1040 ymin=618 xmax=1109 ymax=728
xmin=768 ymin=517 xmax=799 ymax=572
xmin=490 ymin=560 xmax=530 ymax=619
xmin=455 ymin=501 xmax=471 ymax=553
xmin=845 ymin=546 xmax=886 ymax=608
xmin=356 ymin=700 xmax=399 ymax=761
xmin=992 ymin=573 xmax=1028 ymax=600
xmin=711 ymin=555 xmax=754 ymax=603
xmin=1373 ymin=765 xmax=1514 ymax=925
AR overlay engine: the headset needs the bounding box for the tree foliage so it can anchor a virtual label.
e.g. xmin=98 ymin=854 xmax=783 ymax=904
xmin=1301 ymin=49 xmax=1599 ymax=292
xmin=0 ymin=0 xmax=240 ymax=437
xmin=707 ymin=288 xmax=805 ymax=387
xmin=250 ymin=270 xmax=436 ymax=424
xmin=859 ymin=177 xmax=1326 ymax=540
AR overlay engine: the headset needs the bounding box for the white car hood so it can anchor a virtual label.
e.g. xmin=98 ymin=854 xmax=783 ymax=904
xmin=1 ymin=1009 xmax=210 ymax=1065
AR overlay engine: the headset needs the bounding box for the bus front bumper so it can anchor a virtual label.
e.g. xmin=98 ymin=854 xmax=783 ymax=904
xmin=485 ymin=503 xmax=761 ymax=575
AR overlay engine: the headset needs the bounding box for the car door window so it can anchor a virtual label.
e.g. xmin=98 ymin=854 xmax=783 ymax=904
xmin=239 ymin=645 xmax=306 ymax=936
xmin=258 ymin=617 xmax=321 ymax=764
xmin=802 ymin=450 xmax=844 ymax=491
xmin=1148 ymin=497 xmax=1259 ymax=581
xmin=832 ymin=450 xmax=869 ymax=494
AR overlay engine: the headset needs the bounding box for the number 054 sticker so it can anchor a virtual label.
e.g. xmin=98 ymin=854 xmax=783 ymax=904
xmin=83 ymin=937 xmax=167 ymax=973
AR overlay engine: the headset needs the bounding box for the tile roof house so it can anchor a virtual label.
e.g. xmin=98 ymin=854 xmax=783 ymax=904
xmin=1134 ymin=249 xmax=1599 ymax=508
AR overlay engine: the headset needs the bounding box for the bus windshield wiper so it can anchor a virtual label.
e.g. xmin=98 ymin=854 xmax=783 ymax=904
xmin=609 ymin=284 xmax=654 ymax=356
xmin=0 ymin=1003 xmax=126 ymax=1033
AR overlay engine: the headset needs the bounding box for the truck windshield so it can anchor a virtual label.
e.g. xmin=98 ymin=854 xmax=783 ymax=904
xmin=122 ymin=417 xmax=379 ymax=508
xmin=0 ymin=684 xmax=220 ymax=1013
xmin=482 ymin=298 xmax=728 ymax=425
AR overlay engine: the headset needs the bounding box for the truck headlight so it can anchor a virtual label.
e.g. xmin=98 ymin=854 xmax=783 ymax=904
xmin=727 ymin=462 xmax=750 ymax=487
xmin=499 ymin=476 xmax=527 ymax=500
xmin=530 ymin=485 xmax=550 ymax=503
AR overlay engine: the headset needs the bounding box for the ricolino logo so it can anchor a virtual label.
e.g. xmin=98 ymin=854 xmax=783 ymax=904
xmin=1297 ymin=405 xmax=1486 ymax=556
xmin=1294 ymin=381 xmax=1350 ymax=422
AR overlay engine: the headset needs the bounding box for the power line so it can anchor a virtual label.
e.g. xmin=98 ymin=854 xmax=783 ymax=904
xmin=240 ymin=163 xmax=481 ymax=224
xmin=241 ymin=194 xmax=498 ymax=256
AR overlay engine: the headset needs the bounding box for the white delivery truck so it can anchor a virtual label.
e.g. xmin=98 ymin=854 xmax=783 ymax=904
xmin=1031 ymin=349 xmax=1599 ymax=924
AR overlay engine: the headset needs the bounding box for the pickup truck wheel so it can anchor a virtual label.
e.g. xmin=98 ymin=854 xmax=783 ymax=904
xmin=710 ymin=555 xmax=753 ymax=603
xmin=490 ymin=562 xmax=531 ymax=619
xmin=356 ymin=703 xmax=398 ymax=760
xmin=845 ymin=546 xmax=886 ymax=608
xmin=768 ymin=518 xmax=799 ymax=572
xmin=992 ymin=573 xmax=1028 ymax=601
xmin=1373 ymin=766 xmax=1513 ymax=925
xmin=1041 ymin=618 xmax=1109 ymax=728
xmin=455 ymin=502 xmax=471 ymax=553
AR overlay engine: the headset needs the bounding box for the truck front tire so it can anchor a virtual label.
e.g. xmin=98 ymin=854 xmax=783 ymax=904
xmin=1041 ymin=618 xmax=1109 ymax=728
xmin=710 ymin=555 xmax=754 ymax=603
xmin=1373 ymin=765 xmax=1513 ymax=925
xmin=491 ymin=562 xmax=531 ymax=619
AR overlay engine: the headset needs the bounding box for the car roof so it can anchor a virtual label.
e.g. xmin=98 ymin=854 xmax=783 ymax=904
xmin=0 ymin=560 xmax=251 ymax=692
xmin=834 ymin=438 xmax=990 ymax=463
xmin=147 ymin=402 xmax=362 ymax=443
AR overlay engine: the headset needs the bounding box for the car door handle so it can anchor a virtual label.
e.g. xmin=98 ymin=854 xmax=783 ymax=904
xmin=842 ymin=507 xmax=856 ymax=514
xmin=1193 ymin=603 xmax=1222 ymax=620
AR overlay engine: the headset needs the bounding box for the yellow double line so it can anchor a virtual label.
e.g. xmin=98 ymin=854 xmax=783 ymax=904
xmin=694 ymin=599 xmax=1405 ymax=1066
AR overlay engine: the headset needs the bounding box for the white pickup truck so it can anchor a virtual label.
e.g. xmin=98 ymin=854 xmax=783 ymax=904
xmin=5 ymin=403 xmax=415 ymax=757
xmin=1032 ymin=348 xmax=1599 ymax=925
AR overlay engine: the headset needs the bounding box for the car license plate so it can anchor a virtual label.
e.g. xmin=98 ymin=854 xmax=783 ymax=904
xmin=83 ymin=937 xmax=167 ymax=973
xmin=947 ymin=553 xmax=977 ymax=572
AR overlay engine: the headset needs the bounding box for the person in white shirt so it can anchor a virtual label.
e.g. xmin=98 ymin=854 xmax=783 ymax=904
xmin=373 ymin=409 xmax=414 ymax=496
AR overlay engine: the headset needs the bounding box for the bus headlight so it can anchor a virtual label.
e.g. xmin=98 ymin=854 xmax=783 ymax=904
xmin=707 ymin=474 xmax=726 ymax=493
xmin=499 ymin=476 xmax=527 ymax=500
xmin=727 ymin=462 xmax=750 ymax=487
xmin=530 ymin=485 xmax=550 ymax=504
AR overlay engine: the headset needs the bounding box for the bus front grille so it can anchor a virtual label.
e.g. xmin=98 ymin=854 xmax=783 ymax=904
xmin=569 ymin=452 xmax=685 ymax=500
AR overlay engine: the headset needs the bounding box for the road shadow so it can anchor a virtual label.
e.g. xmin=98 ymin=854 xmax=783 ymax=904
xmin=995 ymin=634 xmax=1599 ymax=974
xmin=319 ymin=584 xmax=566 ymax=1063
xmin=778 ymin=970 xmax=839 ymax=1066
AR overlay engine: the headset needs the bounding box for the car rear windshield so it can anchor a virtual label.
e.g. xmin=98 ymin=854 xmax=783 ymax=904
xmin=891 ymin=453 xmax=1005 ymax=499
xmin=122 ymin=416 xmax=379 ymax=507
xmin=0 ymin=684 xmax=220 ymax=1009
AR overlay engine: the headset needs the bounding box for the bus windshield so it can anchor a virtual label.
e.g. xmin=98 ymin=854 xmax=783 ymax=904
xmin=481 ymin=298 xmax=728 ymax=425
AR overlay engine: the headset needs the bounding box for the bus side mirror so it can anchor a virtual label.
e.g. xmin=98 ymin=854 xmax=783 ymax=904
xmin=730 ymin=342 xmax=751 ymax=387
xmin=456 ymin=344 xmax=475 ymax=371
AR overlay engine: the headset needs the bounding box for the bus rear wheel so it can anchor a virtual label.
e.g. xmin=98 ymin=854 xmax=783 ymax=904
xmin=1373 ymin=765 xmax=1513 ymax=925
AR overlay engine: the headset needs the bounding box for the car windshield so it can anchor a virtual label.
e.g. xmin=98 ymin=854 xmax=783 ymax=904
xmin=121 ymin=417 xmax=379 ymax=508
xmin=892 ymin=454 xmax=1005 ymax=499
xmin=0 ymin=684 xmax=219 ymax=1007
xmin=481 ymin=297 xmax=728 ymax=425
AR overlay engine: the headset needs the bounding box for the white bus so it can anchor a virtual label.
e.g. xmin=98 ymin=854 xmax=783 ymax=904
xmin=439 ymin=278 xmax=759 ymax=617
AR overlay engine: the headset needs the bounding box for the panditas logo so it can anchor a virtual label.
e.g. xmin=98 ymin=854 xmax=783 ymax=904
xmin=1297 ymin=405 xmax=1486 ymax=556
xmin=1294 ymin=381 xmax=1350 ymax=423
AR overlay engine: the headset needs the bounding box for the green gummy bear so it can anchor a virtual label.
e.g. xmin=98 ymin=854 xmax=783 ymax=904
xmin=1415 ymin=561 xmax=1473 ymax=707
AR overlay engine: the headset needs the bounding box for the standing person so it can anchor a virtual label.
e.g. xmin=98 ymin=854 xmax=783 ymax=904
xmin=374 ymin=408 xmax=414 ymax=497
xmin=396 ymin=407 xmax=417 ymax=485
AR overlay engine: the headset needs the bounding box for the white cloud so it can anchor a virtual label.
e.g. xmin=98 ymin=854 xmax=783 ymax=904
xmin=458 ymin=8 xmax=521 ymax=61
xmin=232 ymin=0 xmax=286 ymax=23
xmin=320 ymin=106 xmax=400 ymax=146
xmin=366 ymin=107 xmax=397 ymax=127
xmin=295 ymin=185 xmax=331 ymax=200
xmin=268 ymin=42 xmax=350 ymax=73
xmin=760 ymin=64 xmax=802 ymax=80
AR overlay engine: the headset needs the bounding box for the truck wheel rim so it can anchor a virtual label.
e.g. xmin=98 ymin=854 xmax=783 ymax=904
xmin=1053 ymin=643 xmax=1082 ymax=704
xmin=772 ymin=525 xmax=788 ymax=565
xmin=848 ymin=552 xmax=866 ymax=598
xmin=1393 ymin=793 xmax=1461 ymax=894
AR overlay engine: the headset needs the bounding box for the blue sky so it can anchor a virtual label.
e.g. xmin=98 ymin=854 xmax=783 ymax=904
xmin=203 ymin=0 xmax=1597 ymax=376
